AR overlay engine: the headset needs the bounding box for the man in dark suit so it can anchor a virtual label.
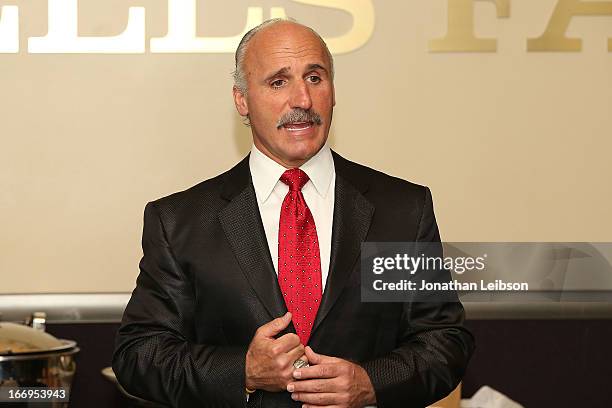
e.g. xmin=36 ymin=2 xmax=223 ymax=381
xmin=113 ymin=19 xmax=474 ymax=408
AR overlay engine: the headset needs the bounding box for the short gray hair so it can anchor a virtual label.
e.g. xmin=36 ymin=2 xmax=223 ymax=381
xmin=232 ymin=18 xmax=334 ymax=95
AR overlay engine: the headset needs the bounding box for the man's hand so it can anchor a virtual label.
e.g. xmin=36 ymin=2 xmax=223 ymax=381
xmin=287 ymin=346 xmax=376 ymax=408
xmin=245 ymin=312 xmax=308 ymax=392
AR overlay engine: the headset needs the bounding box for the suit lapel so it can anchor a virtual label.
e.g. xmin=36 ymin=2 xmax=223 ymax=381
xmin=217 ymin=152 xmax=374 ymax=336
xmin=218 ymin=156 xmax=288 ymax=322
xmin=312 ymin=153 xmax=375 ymax=335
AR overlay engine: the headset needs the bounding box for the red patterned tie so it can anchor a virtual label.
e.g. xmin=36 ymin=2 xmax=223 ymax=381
xmin=278 ymin=168 xmax=322 ymax=345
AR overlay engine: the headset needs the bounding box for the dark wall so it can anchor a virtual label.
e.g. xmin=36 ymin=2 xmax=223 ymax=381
xmin=462 ymin=320 xmax=612 ymax=408
xmin=46 ymin=320 xmax=612 ymax=408
xmin=46 ymin=323 xmax=126 ymax=407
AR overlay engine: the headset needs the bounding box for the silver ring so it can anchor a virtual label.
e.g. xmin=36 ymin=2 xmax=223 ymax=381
xmin=293 ymin=359 xmax=309 ymax=369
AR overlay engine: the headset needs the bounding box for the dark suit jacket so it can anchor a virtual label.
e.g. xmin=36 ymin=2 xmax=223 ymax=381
xmin=113 ymin=151 xmax=474 ymax=408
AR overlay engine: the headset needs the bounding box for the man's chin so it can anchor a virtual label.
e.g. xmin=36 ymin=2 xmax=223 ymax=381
xmin=276 ymin=145 xmax=324 ymax=168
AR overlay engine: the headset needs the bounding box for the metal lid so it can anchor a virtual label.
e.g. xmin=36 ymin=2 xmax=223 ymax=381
xmin=0 ymin=312 xmax=76 ymax=356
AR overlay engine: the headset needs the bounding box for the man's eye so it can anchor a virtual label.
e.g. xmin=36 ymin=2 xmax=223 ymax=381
xmin=308 ymin=75 xmax=321 ymax=84
xmin=271 ymin=79 xmax=285 ymax=88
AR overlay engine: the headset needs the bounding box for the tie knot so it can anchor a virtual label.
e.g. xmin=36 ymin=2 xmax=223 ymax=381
xmin=280 ymin=168 xmax=309 ymax=191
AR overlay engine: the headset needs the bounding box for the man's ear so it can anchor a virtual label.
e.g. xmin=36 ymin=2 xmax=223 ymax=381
xmin=233 ymin=86 xmax=249 ymax=117
xmin=329 ymin=81 xmax=336 ymax=107
xmin=332 ymin=84 xmax=336 ymax=107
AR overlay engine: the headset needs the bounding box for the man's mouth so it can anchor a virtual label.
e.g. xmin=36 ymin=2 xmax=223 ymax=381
xmin=282 ymin=121 xmax=314 ymax=131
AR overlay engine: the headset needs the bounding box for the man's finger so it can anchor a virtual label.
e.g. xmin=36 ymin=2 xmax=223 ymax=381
xmin=304 ymin=345 xmax=336 ymax=365
xmin=293 ymin=363 xmax=338 ymax=380
xmin=256 ymin=312 xmax=292 ymax=338
xmin=301 ymin=405 xmax=342 ymax=408
xmin=301 ymin=405 xmax=341 ymax=408
xmin=271 ymin=333 xmax=302 ymax=353
xmin=287 ymin=378 xmax=337 ymax=393
xmin=291 ymin=391 xmax=341 ymax=405
xmin=285 ymin=345 xmax=307 ymax=364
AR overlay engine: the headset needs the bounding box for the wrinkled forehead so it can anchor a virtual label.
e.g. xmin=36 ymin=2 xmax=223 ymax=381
xmin=245 ymin=24 xmax=331 ymax=76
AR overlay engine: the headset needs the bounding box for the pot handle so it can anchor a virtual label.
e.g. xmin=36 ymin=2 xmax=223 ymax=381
xmin=26 ymin=312 xmax=47 ymax=332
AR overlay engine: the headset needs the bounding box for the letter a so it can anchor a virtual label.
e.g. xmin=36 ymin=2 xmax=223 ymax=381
xmin=528 ymin=0 xmax=612 ymax=51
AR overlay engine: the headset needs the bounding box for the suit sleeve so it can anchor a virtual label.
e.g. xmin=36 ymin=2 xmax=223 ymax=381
xmin=112 ymin=202 xmax=248 ymax=408
xmin=361 ymin=187 xmax=475 ymax=407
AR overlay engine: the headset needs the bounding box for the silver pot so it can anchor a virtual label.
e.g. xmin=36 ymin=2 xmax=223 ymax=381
xmin=0 ymin=312 xmax=79 ymax=407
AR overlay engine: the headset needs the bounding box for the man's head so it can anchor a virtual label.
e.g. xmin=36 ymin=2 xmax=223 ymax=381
xmin=232 ymin=19 xmax=335 ymax=168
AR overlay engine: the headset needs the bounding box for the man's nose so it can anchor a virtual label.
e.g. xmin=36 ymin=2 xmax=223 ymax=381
xmin=288 ymin=81 xmax=313 ymax=111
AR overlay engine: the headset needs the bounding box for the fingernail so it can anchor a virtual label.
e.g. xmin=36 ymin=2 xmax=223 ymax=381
xmin=293 ymin=370 xmax=301 ymax=379
xmin=291 ymin=393 xmax=298 ymax=400
xmin=287 ymin=384 xmax=294 ymax=392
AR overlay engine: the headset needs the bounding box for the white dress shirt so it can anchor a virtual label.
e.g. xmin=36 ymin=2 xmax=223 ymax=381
xmin=249 ymin=143 xmax=335 ymax=292
xmin=249 ymin=146 xmax=376 ymax=407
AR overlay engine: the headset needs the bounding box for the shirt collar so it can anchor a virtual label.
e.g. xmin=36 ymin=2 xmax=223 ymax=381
xmin=249 ymin=143 xmax=335 ymax=204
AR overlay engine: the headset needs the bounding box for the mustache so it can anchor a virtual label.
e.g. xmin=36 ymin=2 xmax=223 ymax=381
xmin=276 ymin=109 xmax=323 ymax=128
